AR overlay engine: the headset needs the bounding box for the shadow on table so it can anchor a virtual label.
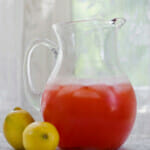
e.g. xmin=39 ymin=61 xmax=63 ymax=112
xmin=120 ymin=147 xmax=132 ymax=150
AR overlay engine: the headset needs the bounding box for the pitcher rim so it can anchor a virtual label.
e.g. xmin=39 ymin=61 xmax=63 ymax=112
xmin=53 ymin=18 xmax=126 ymax=28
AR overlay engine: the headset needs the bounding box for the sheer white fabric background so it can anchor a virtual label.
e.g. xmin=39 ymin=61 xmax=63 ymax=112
xmin=0 ymin=0 xmax=23 ymax=149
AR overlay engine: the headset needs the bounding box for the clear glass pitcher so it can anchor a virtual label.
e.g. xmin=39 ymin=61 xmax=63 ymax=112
xmin=24 ymin=18 xmax=137 ymax=150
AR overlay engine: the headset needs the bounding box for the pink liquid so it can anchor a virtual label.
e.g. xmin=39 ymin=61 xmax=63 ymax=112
xmin=41 ymin=81 xmax=136 ymax=150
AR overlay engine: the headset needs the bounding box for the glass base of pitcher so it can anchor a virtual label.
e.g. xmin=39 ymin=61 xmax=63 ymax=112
xmin=58 ymin=147 xmax=120 ymax=150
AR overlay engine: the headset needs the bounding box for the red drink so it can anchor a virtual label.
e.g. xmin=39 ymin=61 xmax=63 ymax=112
xmin=41 ymin=80 xmax=136 ymax=150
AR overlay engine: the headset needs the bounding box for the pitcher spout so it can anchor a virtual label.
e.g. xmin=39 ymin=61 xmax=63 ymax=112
xmin=111 ymin=18 xmax=126 ymax=28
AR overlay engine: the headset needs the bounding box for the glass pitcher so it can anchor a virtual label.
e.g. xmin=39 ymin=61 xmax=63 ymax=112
xmin=24 ymin=18 xmax=137 ymax=150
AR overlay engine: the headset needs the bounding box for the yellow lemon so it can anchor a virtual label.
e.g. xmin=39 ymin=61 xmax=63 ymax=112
xmin=3 ymin=107 xmax=34 ymax=150
xmin=23 ymin=122 xmax=59 ymax=150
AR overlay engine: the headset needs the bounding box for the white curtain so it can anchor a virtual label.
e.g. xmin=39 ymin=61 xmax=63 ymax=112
xmin=0 ymin=0 xmax=23 ymax=111
xmin=0 ymin=0 xmax=23 ymax=148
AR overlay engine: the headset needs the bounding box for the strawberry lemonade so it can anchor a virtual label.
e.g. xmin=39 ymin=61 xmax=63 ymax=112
xmin=41 ymin=78 xmax=136 ymax=149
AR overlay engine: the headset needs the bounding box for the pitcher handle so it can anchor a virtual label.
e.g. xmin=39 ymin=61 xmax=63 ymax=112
xmin=23 ymin=39 xmax=58 ymax=111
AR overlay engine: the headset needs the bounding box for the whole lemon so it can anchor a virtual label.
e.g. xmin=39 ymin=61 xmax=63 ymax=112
xmin=23 ymin=122 xmax=59 ymax=150
xmin=3 ymin=107 xmax=34 ymax=150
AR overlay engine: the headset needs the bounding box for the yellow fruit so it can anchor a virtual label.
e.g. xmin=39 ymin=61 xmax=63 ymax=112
xmin=3 ymin=107 xmax=34 ymax=150
xmin=23 ymin=122 xmax=59 ymax=150
xmin=13 ymin=107 xmax=23 ymax=111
